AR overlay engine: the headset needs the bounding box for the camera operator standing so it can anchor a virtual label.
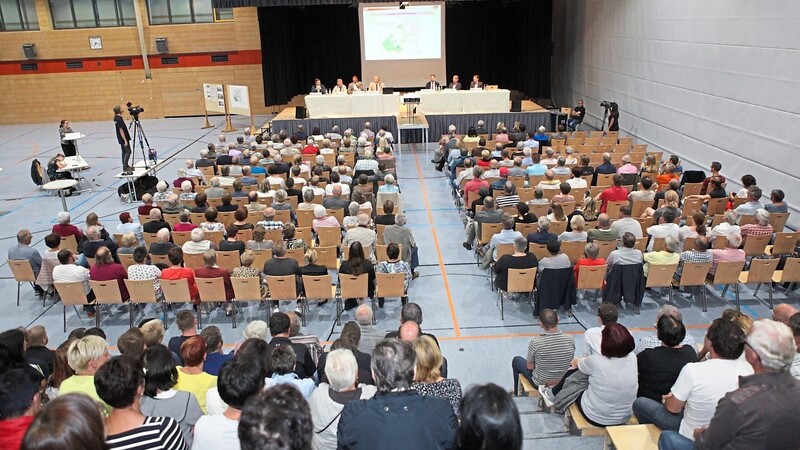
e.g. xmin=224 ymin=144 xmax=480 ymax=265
xmin=113 ymin=105 xmax=133 ymax=175
xmin=607 ymin=102 xmax=620 ymax=132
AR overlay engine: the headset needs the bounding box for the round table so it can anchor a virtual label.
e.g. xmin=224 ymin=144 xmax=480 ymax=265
xmin=43 ymin=179 xmax=78 ymax=211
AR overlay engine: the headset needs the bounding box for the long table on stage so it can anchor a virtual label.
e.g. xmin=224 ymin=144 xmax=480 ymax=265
xmin=305 ymin=92 xmax=400 ymax=118
xmin=417 ymin=89 xmax=511 ymax=114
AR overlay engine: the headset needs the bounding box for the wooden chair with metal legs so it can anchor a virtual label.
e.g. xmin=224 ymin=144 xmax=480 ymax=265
xmin=266 ymin=275 xmax=299 ymax=319
xmin=286 ymin=248 xmax=306 ymax=267
xmin=738 ymin=258 xmax=779 ymax=309
xmin=196 ymin=277 xmax=234 ymax=328
xmin=318 ymin=227 xmax=342 ymax=247
xmin=742 ymin=234 xmax=772 ymax=262
xmin=172 ymin=231 xmax=192 ymax=246
xmin=183 ymin=253 xmax=205 ymax=270
xmin=150 ymin=253 xmax=170 ymax=266
xmin=768 ymin=232 xmax=800 ymax=257
xmin=8 ymin=259 xmax=36 ymax=307
xmin=53 ymin=281 xmax=94 ymax=332
xmin=498 ymin=268 xmax=537 ymax=320
xmin=315 ymin=246 xmax=339 ymax=271
xmin=339 ymin=274 xmax=370 ymax=325
xmin=528 ymin=243 xmax=550 ymax=261
xmin=708 ymin=260 xmax=746 ymax=310
xmin=376 ymin=244 xmax=403 ymax=263
xmin=89 ymin=280 xmax=127 ymax=328
xmin=118 ymin=254 xmax=135 ymax=270
xmin=231 ymin=277 xmax=264 ymax=326
xmin=60 ymin=235 xmax=78 ymax=253
xmin=576 ymin=265 xmax=606 ymax=303
xmin=161 ymin=279 xmax=193 ymax=329
xmin=489 ymin=244 xmax=515 ymax=290
xmin=645 ymin=263 xmax=680 ymax=304
xmin=772 ymin=257 xmax=800 ymax=293
xmin=595 ymin=240 xmax=618 ymax=260
xmin=124 ymin=279 xmax=159 ymax=327
xmin=677 ymin=262 xmax=712 ymax=311
xmin=561 ymin=241 xmax=586 ymax=265
xmin=376 ymin=273 xmax=407 ymax=309
xmin=302 ymin=274 xmax=335 ymax=326
xmin=216 ymin=250 xmax=241 ymax=273
xmin=250 ymin=249 xmax=273 ymax=271
xmin=633 ymin=238 xmax=648 ymax=253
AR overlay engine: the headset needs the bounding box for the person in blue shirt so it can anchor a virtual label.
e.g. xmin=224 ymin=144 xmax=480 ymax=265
xmin=533 ymin=126 xmax=549 ymax=142
xmin=201 ymin=326 xmax=233 ymax=376
xmin=525 ymin=153 xmax=548 ymax=177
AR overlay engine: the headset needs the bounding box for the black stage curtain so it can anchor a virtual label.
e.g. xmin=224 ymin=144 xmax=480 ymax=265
xmin=257 ymin=6 xmax=361 ymax=106
xmin=445 ymin=0 xmax=552 ymax=99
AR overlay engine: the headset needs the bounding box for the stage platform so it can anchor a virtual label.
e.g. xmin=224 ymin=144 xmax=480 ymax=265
xmin=263 ymin=99 xmax=553 ymax=145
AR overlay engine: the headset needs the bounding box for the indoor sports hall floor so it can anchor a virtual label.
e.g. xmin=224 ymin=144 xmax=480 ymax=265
xmin=0 ymin=116 xmax=795 ymax=447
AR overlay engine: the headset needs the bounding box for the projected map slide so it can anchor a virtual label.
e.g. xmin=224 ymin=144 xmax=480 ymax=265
xmin=363 ymin=5 xmax=442 ymax=61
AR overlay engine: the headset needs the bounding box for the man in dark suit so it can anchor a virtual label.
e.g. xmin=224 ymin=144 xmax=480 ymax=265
xmin=425 ymin=74 xmax=441 ymax=90
xmin=310 ymin=78 xmax=327 ymax=94
xmin=196 ymin=145 xmax=218 ymax=175
xmin=470 ymin=74 xmax=484 ymax=89
xmin=448 ymin=74 xmax=462 ymax=90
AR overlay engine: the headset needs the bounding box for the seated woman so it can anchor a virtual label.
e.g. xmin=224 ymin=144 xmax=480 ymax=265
xmin=573 ymin=242 xmax=605 ymax=283
xmin=283 ymin=223 xmax=307 ymax=250
xmin=173 ymin=210 xmax=197 ymax=232
xmin=375 ymin=243 xmax=412 ymax=308
xmin=527 ymin=187 xmax=549 ymax=206
xmin=640 ymin=154 xmax=658 ymax=175
xmin=95 ymin=355 xmax=186 ymax=449
xmin=232 ymin=250 xmax=265 ymax=299
xmin=58 ymin=335 xmax=111 ymax=412
xmin=476 ymin=150 xmax=493 ymax=168
xmin=179 ymin=180 xmax=196 ymax=201
xmin=412 ymin=336 xmax=462 ymax=416
xmin=218 ymin=224 xmax=246 ymax=255
xmin=643 ymin=190 xmax=681 ymax=221
xmin=232 ymin=207 xmax=253 ymax=231
xmin=174 ymin=336 xmax=217 ymax=413
xmin=127 ymin=246 xmax=163 ymax=300
xmin=462 ymin=126 xmax=480 ymax=143
xmin=339 ymin=241 xmax=375 ymax=311
xmin=514 ymin=202 xmax=537 ymax=225
xmin=117 ymin=232 xmax=138 ymax=255
xmin=140 ymin=345 xmax=203 ymax=447
xmin=246 ymin=224 xmax=274 ymax=251
xmin=541 ymin=323 xmax=638 ymax=427
xmin=559 ymin=215 xmax=588 ymax=242
xmin=547 ymin=203 xmax=567 ymax=223
xmin=765 ymin=189 xmax=788 ymax=213
xmin=46 ymin=153 xmax=73 ymax=181
xmin=152 ymin=181 xmax=170 ymax=204
xmin=199 ymin=207 xmax=226 ymax=235
xmin=456 ymin=384 xmax=522 ymax=450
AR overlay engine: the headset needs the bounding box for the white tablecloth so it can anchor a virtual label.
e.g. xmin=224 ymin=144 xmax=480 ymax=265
xmin=305 ymin=93 xmax=399 ymax=118
xmin=417 ymin=89 xmax=510 ymax=114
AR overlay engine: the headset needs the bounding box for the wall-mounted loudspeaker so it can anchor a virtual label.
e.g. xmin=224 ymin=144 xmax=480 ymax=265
xmin=22 ymin=43 xmax=36 ymax=59
xmin=155 ymin=37 xmax=168 ymax=54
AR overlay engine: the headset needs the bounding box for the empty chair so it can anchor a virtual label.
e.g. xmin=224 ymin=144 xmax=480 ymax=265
xmin=738 ymin=258 xmax=779 ymax=309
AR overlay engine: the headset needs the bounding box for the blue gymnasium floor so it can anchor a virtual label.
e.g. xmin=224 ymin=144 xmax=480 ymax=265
xmin=0 ymin=116 xmax=796 ymax=447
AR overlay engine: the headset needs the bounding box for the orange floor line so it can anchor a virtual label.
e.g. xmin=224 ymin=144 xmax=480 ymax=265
xmin=411 ymin=146 xmax=461 ymax=336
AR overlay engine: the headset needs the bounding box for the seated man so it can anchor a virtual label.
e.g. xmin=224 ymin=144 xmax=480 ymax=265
xmin=632 ymin=319 xmax=753 ymax=439
xmin=610 ymin=205 xmax=643 ymax=239
xmin=263 ymin=241 xmax=302 ymax=315
xmin=194 ymin=250 xmax=235 ymax=315
xmin=143 ymin=209 xmax=172 ymax=234
xmin=708 ymin=233 xmax=745 ymax=277
xmin=52 ymin=249 xmax=95 ymax=316
xmin=267 ymin=312 xmax=316 ymax=379
xmin=643 ymin=235 xmax=680 ymax=278
xmin=636 ymin=305 xmax=697 ymax=353
xmin=739 ymin=208 xmax=773 ymax=244
xmin=463 ymin=196 xmax=503 ymax=251
xmin=8 ymin=229 xmax=43 ymax=295
xmin=606 ymin=232 xmax=643 ymax=267
xmin=526 ymin=216 xmax=558 ymax=245
xmin=646 ymin=209 xmax=680 ymax=252
xmin=494 ymin=237 xmax=538 ymax=298
xmin=587 ymin=213 xmax=617 ymax=242
xmin=266 ymin=345 xmax=315 ymax=399
xmin=733 ymin=185 xmax=764 ymax=216
xmin=537 ymin=239 xmax=571 ymax=270
xmin=337 ymin=340 xmax=457 ymax=449
xmin=480 ymin=214 xmax=523 ymax=269
xmin=675 ymin=236 xmax=713 ymax=280
xmin=82 ymin=226 xmax=119 ymax=262
xmin=595 ymin=174 xmax=628 ymax=213
xmin=536 ymin=170 xmax=561 ymax=190
xmin=495 ymin=181 xmax=520 ymax=209
xmin=511 ymin=308 xmax=575 ymax=395
xmin=88 ymin=246 xmax=129 ymax=301
xmin=636 ymin=315 xmax=697 ymax=402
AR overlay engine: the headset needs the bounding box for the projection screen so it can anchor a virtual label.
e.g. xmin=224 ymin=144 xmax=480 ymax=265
xmin=359 ymin=2 xmax=446 ymax=88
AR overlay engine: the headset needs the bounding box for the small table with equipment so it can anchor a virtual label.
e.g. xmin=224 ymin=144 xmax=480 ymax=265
xmin=57 ymin=155 xmax=91 ymax=193
xmin=43 ymin=179 xmax=78 ymax=211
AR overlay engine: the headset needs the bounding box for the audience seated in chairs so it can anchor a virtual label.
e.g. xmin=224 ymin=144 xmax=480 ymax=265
xmin=511 ymin=308 xmax=575 ymax=396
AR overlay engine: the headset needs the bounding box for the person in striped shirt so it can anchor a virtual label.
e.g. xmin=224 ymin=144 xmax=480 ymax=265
xmin=511 ymin=309 xmax=576 ymax=395
xmin=96 ymin=355 xmax=186 ymax=450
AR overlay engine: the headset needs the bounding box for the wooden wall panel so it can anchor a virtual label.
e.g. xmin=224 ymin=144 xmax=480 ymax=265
xmin=0 ymin=2 xmax=265 ymax=124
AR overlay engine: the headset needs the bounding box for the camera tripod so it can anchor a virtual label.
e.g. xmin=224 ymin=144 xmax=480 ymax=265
xmin=128 ymin=116 xmax=156 ymax=170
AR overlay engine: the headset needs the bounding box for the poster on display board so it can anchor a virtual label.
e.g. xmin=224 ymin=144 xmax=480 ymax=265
xmin=203 ymin=83 xmax=226 ymax=113
xmin=226 ymin=85 xmax=251 ymax=116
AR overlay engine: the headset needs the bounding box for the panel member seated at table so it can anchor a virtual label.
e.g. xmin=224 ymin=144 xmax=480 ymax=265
xmin=425 ymin=74 xmax=441 ymax=90
xmin=310 ymin=78 xmax=327 ymax=94
xmin=470 ymin=74 xmax=484 ymax=89
xmin=331 ymin=78 xmax=347 ymax=94
xmin=368 ymin=76 xmax=384 ymax=92
xmin=448 ymin=75 xmax=461 ymax=90
xmin=348 ymin=75 xmax=363 ymax=93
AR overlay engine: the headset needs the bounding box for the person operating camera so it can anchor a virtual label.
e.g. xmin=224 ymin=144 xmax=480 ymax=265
xmin=113 ymin=105 xmax=133 ymax=174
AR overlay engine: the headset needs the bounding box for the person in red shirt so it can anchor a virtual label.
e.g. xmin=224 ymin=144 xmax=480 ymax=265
xmin=0 ymin=366 xmax=43 ymax=450
xmin=193 ymin=249 xmax=235 ymax=316
xmin=52 ymin=211 xmax=84 ymax=242
xmin=137 ymin=193 xmax=161 ymax=216
xmin=573 ymin=242 xmax=606 ymax=283
xmin=463 ymin=166 xmax=489 ymax=206
xmin=301 ymin=138 xmax=319 ymax=156
xmin=89 ymin=246 xmax=129 ymax=300
xmin=595 ymin=174 xmax=628 ymax=213
xmin=161 ymin=247 xmax=199 ymax=305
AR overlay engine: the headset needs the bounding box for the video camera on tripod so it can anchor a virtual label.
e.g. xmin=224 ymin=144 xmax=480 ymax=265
xmin=125 ymin=101 xmax=157 ymax=167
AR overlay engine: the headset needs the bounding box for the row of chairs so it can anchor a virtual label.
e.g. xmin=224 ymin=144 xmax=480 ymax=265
xmin=49 ymin=270 xmax=407 ymax=332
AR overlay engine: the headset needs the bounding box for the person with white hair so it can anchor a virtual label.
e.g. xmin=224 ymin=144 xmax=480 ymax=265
xmin=378 ymin=174 xmax=400 ymax=193
xmin=178 ymin=180 xmax=195 ymax=201
xmin=475 ymin=119 xmax=488 ymax=135
xmin=308 ymin=349 xmax=378 ymax=450
xmin=182 ymin=228 xmax=215 ymax=254
xmin=60 ymin=335 xmax=111 ymax=411
xmin=184 ymin=159 xmax=206 ymax=184
xmin=658 ymin=319 xmax=799 ymax=449
xmin=196 ymin=146 xmax=218 ymax=174
xmin=739 ymin=208 xmax=773 ymax=244
xmin=153 ymin=180 xmax=170 ymax=204
xmin=311 ymin=205 xmax=340 ymax=233
xmin=643 ymin=235 xmax=680 ymax=278
xmin=617 ymin=154 xmax=638 ymax=174
xmin=51 ymin=211 xmax=81 ymax=242
xmin=708 ymin=232 xmax=745 ymax=276
xmin=708 ymin=209 xmax=741 ymax=245
xmin=354 ymin=304 xmax=383 ymax=354
xmin=533 ymin=126 xmax=549 ymax=142
xmin=341 ymin=213 xmax=377 ymax=263
xmin=354 ymin=148 xmax=379 ymax=174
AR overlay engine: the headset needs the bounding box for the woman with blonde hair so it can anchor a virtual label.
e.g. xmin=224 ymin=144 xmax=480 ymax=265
xmin=117 ymin=232 xmax=138 ymax=255
xmin=559 ymin=215 xmax=588 ymax=242
xmin=640 ymin=154 xmax=658 ymax=174
xmin=83 ymin=212 xmax=109 ymax=241
xmin=547 ymin=203 xmax=567 ymax=223
xmin=411 ymin=335 xmax=463 ymax=416
xmin=643 ymin=189 xmax=682 ymax=220
xmin=233 ymin=319 xmax=268 ymax=353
